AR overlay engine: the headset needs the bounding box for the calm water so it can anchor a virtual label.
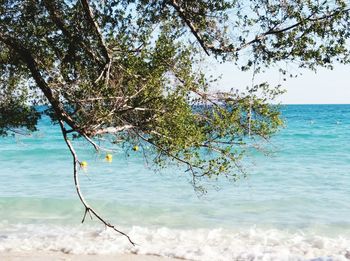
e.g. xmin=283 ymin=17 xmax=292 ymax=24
xmin=1 ymin=105 xmax=350 ymax=260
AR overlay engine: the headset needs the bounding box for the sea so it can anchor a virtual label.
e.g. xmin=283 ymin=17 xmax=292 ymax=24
xmin=1 ymin=104 xmax=350 ymax=261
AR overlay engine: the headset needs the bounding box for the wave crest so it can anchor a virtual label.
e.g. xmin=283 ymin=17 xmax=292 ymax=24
xmin=1 ymin=224 xmax=350 ymax=261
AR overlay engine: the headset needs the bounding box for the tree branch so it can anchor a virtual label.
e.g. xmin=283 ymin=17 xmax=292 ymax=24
xmin=1 ymin=33 xmax=135 ymax=245
xmin=133 ymin=130 xmax=204 ymax=175
xmin=80 ymin=0 xmax=111 ymax=63
xmin=43 ymin=0 xmax=104 ymax=65
xmin=92 ymin=125 xmax=134 ymax=135
xmin=0 ymin=34 xmax=80 ymax=132
xmin=169 ymin=1 xmax=350 ymax=56
xmin=168 ymin=0 xmax=210 ymax=55
xmin=212 ymin=7 xmax=350 ymax=54
xmin=58 ymin=120 xmax=136 ymax=246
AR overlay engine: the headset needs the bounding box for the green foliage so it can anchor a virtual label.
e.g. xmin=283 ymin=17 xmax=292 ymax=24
xmin=1 ymin=0 xmax=349 ymax=188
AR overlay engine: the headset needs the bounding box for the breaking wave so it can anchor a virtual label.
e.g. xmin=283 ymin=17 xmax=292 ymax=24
xmin=1 ymin=223 xmax=350 ymax=261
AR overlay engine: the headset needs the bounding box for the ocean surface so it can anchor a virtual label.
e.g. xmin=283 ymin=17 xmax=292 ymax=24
xmin=1 ymin=104 xmax=350 ymax=260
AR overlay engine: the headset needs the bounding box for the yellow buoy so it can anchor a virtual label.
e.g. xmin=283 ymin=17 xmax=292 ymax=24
xmin=132 ymin=145 xmax=139 ymax=151
xmin=80 ymin=161 xmax=88 ymax=168
xmin=105 ymin=154 xmax=113 ymax=162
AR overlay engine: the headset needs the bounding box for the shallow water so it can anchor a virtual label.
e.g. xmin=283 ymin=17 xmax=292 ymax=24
xmin=1 ymin=105 xmax=350 ymax=260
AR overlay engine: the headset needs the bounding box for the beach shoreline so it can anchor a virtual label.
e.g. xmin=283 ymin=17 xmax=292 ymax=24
xmin=0 ymin=251 xmax=183 ymax=261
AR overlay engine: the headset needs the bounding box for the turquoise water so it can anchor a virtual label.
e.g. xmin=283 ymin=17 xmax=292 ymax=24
xmin=1 ymin=105 xmax=350 ymax=260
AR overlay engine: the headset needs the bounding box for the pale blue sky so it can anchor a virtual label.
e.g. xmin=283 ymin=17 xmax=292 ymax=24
xmin=279 ymin=65 xmax=350 ymax=104
xmin=210 ymin=62 xmax=350 ymax=104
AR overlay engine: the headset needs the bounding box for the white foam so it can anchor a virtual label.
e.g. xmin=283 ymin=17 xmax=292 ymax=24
xmin=0 ymin=223 xmax=350 ymax=261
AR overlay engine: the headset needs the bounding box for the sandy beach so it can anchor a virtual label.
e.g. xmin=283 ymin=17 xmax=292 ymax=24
xmin=0 ymin=251 xmax=183 ymax=261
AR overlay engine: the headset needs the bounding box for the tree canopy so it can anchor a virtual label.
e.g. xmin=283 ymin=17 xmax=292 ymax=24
xmin=1 ymin=0 xmax=350 ymax=243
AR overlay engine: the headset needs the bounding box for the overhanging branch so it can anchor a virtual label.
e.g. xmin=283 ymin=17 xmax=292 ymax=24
xmin=59 ymin=120 xmax=136 ymax=246
xmin=168 ymin=1 xmax=350 ymax=56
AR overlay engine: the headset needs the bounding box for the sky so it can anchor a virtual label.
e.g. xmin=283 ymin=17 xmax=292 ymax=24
xmin=210 ymin=62 xmax=350 ymax=104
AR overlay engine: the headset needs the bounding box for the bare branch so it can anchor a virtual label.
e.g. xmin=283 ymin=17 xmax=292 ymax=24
xmin=93 ymin=125 xmax=134 ymax=135
xmin=81 ymin=132 xmax=100 ymax=151
xmin=81 ymin=132 xmax=118 ymax=152
xmin=127 ymin=84 xmax=149 ymax=101
xmin=58 ymin=120 xmax=136 ymax=246
xmin=94 ymin=63 xmax=109 ymax=83
xmin=77 ymin=96 xmax=124 ymax=102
